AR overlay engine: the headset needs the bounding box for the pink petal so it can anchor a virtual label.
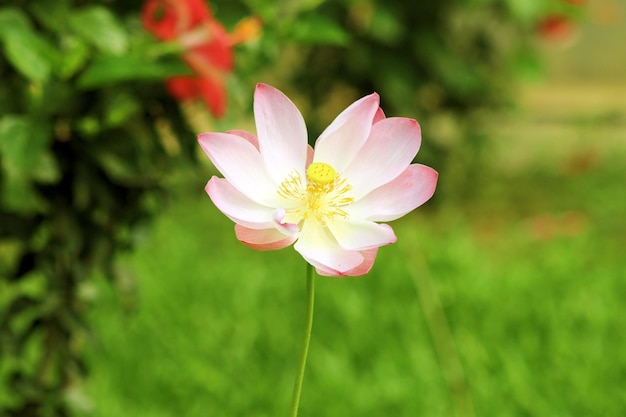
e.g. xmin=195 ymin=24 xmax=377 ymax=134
xmin=306 ymin=145 xmax=314 ymax=167
xmin=342 ymin=248 xmax=379 ymax=276
xmin=294 ymin=222 xmax=364 ymax=274
xmin=373 ymin=107 xmax=386 ymax=124
xmin=206 ymin=177 xmax=275 ymax=229
xmin=253 ymin=84 xmax=308 ymax=183
xmin=344 ymin=117 xmax=421 ymax=199
xmin=228 ymin=129 xmax=258 ymax=150
xmin=198 ymin=131 xmax=279 ymax=206
xmin=347 ymin=164 xmax=438 ymax=222
xmin=327 ymin=219 xmax=396 ymax=251
xmin=273 ymin=208 xmax=300 ymax=236
xmin=235 ymin=224 xmax=297 ymax=250
xmin=313 ymin=93 xmax=380 ymax=172
xmin=314 ymin=248 xmax=378 ymax=277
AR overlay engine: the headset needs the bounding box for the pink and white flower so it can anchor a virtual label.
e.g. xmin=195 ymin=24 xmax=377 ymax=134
xmin=198 ymin=84 xmax=437 ymax=276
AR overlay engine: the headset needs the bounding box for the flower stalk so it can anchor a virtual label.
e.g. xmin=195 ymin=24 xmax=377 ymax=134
xmin=289 ymin=263 xmax=315 ymax=417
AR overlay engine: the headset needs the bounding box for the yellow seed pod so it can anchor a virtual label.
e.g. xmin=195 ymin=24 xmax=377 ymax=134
xmin=306 ymin=162 xmax=337 ymax=185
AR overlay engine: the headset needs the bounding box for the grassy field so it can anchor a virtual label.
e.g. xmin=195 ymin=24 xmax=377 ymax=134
xmin=81 ymin=76 xmax=626 ymax=417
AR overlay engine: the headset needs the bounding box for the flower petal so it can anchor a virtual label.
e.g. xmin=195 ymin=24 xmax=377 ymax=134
xmin=294 ymin=222 xmax=364 ymax=274
xmin=196 ymin=76 xmax=227 ymax=118
xmin=373 ymin=107 xmax=386 ymax=124
xmin=235 ymin=224 xmax=297 ymax=250
xmin=344 ymin=248 xmax=378 ymax=276
xmin=327 ymin=219 xmax=396 ymax=251
xmin=228 ymin=129 xmax=259 ymax=150
xmin=198 ymin=132 xmax=279 ymax=206
xmin=206 ymin=177 xmax=275 ymax=228
xmin=344 ymin=117 xmax=421 ymax=199
xmin=166 ymin=76 xmax=197 ymax=101
xmin=347 ymin=164 xmax=438 ymax=222
xmin=254 ymin=84 xmax=308 ymax=183
xmin=306 ymin=145 xmax=314 ymax=167
xmin=313 ymin=93 xmax=380 ymax=172
xmin=273 ymin=208 xmax=300 ymax=236
xmin=191 ymin=20 xmax=233 ymax=71
xmin=313 ymin=248 xmax=378 ymax=277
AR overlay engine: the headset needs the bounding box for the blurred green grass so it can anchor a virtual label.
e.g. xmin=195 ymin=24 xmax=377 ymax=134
xmin=83 ymin=86 xmax=626 ymax=416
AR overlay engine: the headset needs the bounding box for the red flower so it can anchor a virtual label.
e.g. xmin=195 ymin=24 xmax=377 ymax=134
xmin=141 ymin=0 xmax=235 ymax=118
xmin=141 ymin=0 xmax=211 ymax=41
xmin=537 ymin=15 xmax=577 ymax=42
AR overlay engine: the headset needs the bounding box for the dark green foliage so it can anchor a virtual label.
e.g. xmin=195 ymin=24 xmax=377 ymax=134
xmin=0 ymin=1 xmax=197 ymax=415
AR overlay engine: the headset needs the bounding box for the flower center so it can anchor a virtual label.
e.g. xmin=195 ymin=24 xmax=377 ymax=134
xmin=277 ymin=163 xmax=353 ymax=225
xmin=306 ymin=162 xmax=336 ymax=185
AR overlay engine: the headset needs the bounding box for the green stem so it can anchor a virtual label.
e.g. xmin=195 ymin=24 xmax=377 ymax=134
xmin=289 ymin=263 xmax=315 ymax=417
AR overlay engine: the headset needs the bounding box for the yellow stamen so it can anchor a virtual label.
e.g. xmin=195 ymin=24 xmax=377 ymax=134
xmin=278 ymin=163 xmax=353 ymax=226
xmin=306 ymin=162 xmax=337 ymax=185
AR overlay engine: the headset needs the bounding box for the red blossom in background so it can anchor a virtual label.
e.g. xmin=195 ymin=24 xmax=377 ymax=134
xmin=537 ymin=15 xmax=577 ymax=42
xmin=536 ymin=0 xmax=587 ymax=44
xmin=141 ymin=0 xmax=260 ymax=118
xmin=142 ymin=0 xmax=211 ymax=40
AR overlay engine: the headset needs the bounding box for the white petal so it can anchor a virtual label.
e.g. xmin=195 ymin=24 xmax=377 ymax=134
xmin=254 ymin=84 xmax=308 ymax=183
xmin=198 ymin=132 xmax=280 ymax=206
xmin=294 ymin=222 xmax=364 ymax=273
xmin=347 ymin=164 xmax=438 ymax=222
xmin=344 ymin=117 xmax=421 ymax=199
xmin=205 ymin=177 xmax=275 ymax=229
xmin=315 ymin=248 xmax=378 ymax=277
xmin=235 ymin=225 xmax=297 ymax=250
xmin=273 ymin=208 xmax=300 ymax=236
xmin=327 ymin=218 xmax=397 ymax=250
xmin=228 ymin=129 xmax=259 ymax=150
xmin=313 ymin=93 xmax=380 ymax=172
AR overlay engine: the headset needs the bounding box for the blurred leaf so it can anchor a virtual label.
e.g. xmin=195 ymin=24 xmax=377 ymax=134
xmin=1 ymin=176 xmax=46 ymax=212
xmin=28 ymin=1 xmax=71 ymax=34
xmin=31 ymin=153 xmax=60 ymax=184
xmin=288 ymin=14 xmax=351 ymax=46
xmin=104 ymin=93 xmax=140 ymax=128
xmin=504 ymin=0 xmax=544 ymax=22
xmin=94 ymin=150 xmax=142 ymax=183
xmin=0 ymin=116 xmax=53 ymax=211
xmin=0 ymin=116 xmax=53 ymax=179
xmin=69 ymin=6 xmax=128 ymax=55
xmin=0 ymin=8 xmax=29 ymax=35
xmin=368 ymin=5 xmax=406 ymax=45
xmin=0 ymin=9 xmax=57 ymax=83
xmin=29 ymin=2 xmax=91 ymax=78
xmin=77 ymin=55 xmax=189 ymax=89
xmin=57 ymin=36 xmax=90 ymax=79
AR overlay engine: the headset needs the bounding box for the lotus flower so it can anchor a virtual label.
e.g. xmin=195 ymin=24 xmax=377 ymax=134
xmin=198 ymin=84 xmax=437 ymax=276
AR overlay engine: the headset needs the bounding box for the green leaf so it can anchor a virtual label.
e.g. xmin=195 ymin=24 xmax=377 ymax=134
xmin=0 ymin=8 xmax=29 ymax=36
xmin=289 ymin=14 xmax=351 ymax=46
xmin=31 ymin=152 xmax=60 ymax=184
xmin=1 ymin=175 xmax=46 ymax=213
xmin=28 ymin=1 xmax=71 ymax=34
xmin=103 ymin=93 xmax=140 ymax=128
xmin=504 ymin=0 xmax=545 ymax=22
xmin=0 ymin=9 xmax=56 ymax=82
xmin=69 ymin=6 xmax=128 ymax=55
xmin=0 ymin=116 xmax=53 ymax=179
xmin=77 ymin=55 xmax=189 ymax=89
xmin=57 ymin=36 xmax=90 ymax=79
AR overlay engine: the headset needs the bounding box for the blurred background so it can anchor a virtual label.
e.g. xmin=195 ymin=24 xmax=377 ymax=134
xmin=1 ymin=0 xmax=625 ymax=416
